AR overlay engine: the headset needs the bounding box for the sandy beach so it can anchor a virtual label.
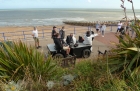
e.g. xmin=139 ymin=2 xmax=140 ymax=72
xmin=0 ymin=24 xmax=119 ymax=58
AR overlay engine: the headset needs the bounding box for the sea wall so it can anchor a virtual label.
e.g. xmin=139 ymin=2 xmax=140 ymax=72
xmin=63 ymin=21 xmax=119 ymax=27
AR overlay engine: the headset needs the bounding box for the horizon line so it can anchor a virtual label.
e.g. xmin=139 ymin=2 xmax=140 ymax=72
xmin=0 ymin=7 xmax=139 ymax=10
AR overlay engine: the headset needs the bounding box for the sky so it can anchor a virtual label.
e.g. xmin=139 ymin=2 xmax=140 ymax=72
xmin=0 ymin=0 xmax=140 ymax=9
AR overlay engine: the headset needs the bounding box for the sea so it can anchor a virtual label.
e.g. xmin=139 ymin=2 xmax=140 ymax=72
xmin=0 ymin=8 xmax=140 ymax=27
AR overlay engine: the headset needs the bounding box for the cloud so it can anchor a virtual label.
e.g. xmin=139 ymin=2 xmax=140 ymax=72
xmin=88 ymin=0 xmax=91 ymax=3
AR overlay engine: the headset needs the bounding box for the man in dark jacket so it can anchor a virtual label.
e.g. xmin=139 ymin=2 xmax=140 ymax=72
xmin=54 ymin=33 xmax=70 ymax=56
xmin=59 ymin=26 xmax=65 ymax=40
xmin=66 ymin=33 xmax=73 ymax=45
xmin=51 ymin=26 xmax=57 ymax=39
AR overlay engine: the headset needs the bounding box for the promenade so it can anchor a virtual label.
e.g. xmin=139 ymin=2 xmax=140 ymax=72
xmin=23 ymin=25 xmax=119 ymax=59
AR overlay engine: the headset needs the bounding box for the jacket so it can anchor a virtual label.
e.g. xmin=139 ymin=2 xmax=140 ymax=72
xmin=66 ymin=35 xmax=73 ymax=45
xmin=59 ymin=29 xmax=65 ymax=39
xmin=54 ymin=38 xmax=63 ymax=50
xmin=51 ymin=29 xmax=56 ymax=38
xmin=83 ymin=34 xmax=95 ymax=45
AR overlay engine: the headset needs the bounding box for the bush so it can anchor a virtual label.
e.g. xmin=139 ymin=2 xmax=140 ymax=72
xmin=0 ymin=41 xmax=58 ymax=82
xmin=109 ymin=21 xmax=140 ymax=75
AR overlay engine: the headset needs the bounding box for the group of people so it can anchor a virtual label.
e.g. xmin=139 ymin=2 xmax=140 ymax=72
xmin=31 ymin=20 xmax=137 ymax=56
xmin=51 ymin=26 xmax=97 ymax=57
xmin=95 ymin=22 xmax=106 ymax=37
xmin=51 ymin=26 xmax=75 ymax=56
xmin=32 ymin=25 xmax=97 ymax=57
xmin=116 ymin=20 xmax=136 ymax=38
xmin=95 ymin=20 xmax=136 ymax=38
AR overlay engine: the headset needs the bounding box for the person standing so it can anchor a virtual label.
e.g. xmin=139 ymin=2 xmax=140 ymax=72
xmin=32 ymin=27 xmax=41 ymax=49
xmin=130 ymin=20 xmax=135 ymax=38
xmin=51 ymin=26 xmax=57 ymax=41
xmin=59 ymin=26 xmax=65 ymax=40
xmin=95 ymin=21 xmax=100 ymax=34
xmin=101 ymin=23 xmax=106 ymax=37
xmin=126 ymin=21 xmax=131 ymax=35
xmin=83 ymin=31 xmax=98 ymax=51
xmin=116 ymin=21 xmax=122 ymax=34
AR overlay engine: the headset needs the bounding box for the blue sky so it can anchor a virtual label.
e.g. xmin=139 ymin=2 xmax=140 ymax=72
xmin=0 ymin=0 xmax=140 ymax=9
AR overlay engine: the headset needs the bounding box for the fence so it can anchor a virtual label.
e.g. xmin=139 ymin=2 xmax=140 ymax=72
xmin=0 ymin=26 xmax=92 ymax=41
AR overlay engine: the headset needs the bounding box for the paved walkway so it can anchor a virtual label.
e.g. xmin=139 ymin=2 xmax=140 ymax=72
xmin=95 ymin=32 xmax=119 ymax=46
xmin=24 ymin=26 xmax=119 ymax=59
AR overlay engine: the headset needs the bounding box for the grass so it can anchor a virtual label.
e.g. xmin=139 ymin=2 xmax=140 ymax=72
xmin=0 ymin=43 xmax=139 ymax=91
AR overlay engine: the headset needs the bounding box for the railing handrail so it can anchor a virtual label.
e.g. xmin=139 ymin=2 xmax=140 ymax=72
xmin=0 ymin=26 xmax=95 ymax=41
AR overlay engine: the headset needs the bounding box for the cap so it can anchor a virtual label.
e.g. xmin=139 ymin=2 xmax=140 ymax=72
xmin=53 ymin=26 xmax=57 ymax=28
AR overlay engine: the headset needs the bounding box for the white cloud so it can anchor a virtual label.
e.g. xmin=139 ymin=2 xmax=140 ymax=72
xmin=88 ymin=0 xmax=91 ymax=3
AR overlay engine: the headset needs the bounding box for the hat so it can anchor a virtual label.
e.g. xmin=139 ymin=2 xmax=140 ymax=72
xmin=53 ymin=26 xmax=57 ymax=28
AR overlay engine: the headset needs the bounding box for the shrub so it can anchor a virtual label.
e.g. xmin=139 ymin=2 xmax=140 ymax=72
xmin=0 ymin=41 xmax=58 ymax=82
xmin=109 ymin=21 xmax=140 ymax=75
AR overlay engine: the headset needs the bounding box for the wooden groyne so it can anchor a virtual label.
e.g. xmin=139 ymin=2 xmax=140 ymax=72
xmin=63 ymin=21 xmax=119 ymax=26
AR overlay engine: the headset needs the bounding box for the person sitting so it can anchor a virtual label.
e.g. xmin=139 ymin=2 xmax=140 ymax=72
xmin=83 ymin=31 xmax=97 ymax=51
xmin=54 ymin=33 xmax=70 ymax=56
xmin=78 ymin=36 xmax=84 ymax=43
xmin=66 ymin=33 xmax=76 ymax=45
xmin=86 ymin=30 xmax=94 ymax=40
xmin=72 ymin=34 xmax=77 ymax=44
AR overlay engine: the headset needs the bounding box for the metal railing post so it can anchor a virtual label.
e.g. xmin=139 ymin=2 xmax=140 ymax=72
xmin=42 ymin=30 xmax=44 ymax=38
xmin=2 ymin=33 xmax=6 ymax=41
xmin=110 ymin=23 xmax=112 ymax=31
xmin=23 ymin=31 xmax=25 ymax=40
xmin=74 ymin=26 xmax=76 ymax=34
xmin=88 ymin=26 xmax=89 ymax=31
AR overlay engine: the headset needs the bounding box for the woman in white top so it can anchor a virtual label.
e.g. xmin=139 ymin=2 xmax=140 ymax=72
xmin=83 ymin=31 xmax=98 ymax=51
xmin=116 ymin=21 xmax=122 ymax=34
